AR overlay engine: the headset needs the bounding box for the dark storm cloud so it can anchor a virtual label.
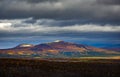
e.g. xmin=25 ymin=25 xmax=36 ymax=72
xmin=0 ymin=0 xmax=59 ymax=3
xmin=26 ymin=0 xmax=59 ymax=3
xmin=0 ymin=0 xmax=120 ymax=24
xmin=98 ymin=0 xmax=120 ymax=5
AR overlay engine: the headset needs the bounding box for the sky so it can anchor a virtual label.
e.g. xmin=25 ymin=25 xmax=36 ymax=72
xmin=0 ymin=0 xmax=120 ymax=49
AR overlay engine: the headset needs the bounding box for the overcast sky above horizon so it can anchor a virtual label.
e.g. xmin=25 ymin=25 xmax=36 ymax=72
xmin=0 ymin=0 xmax=120 ymax=49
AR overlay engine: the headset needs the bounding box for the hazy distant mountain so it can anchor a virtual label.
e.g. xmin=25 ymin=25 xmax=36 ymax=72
xmin=0 ymin=40 xmax=120 ymax=58
xmin=103 ymin=48 xmax=120 ymax=52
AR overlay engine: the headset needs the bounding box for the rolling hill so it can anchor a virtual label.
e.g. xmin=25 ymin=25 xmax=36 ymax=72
xmin=0 ymin=40 xmax=120 ymax=58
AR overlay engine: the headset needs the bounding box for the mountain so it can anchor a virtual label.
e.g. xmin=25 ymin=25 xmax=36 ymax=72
xmin=103 ymin=48 xmax=120 ymax=52
xmin=0 ymin=40 xmax=120 ymax=58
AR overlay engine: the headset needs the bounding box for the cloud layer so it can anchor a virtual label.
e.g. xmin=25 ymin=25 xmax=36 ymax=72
xmin=0 ymin=18 xmax=120 ymax=35
xmin=0 ymin=0 xmax=120 ymax=24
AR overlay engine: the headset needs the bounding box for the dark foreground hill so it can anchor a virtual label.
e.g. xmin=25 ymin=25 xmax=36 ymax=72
xmin=0 ymin=58 xmax=120 ymax=77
